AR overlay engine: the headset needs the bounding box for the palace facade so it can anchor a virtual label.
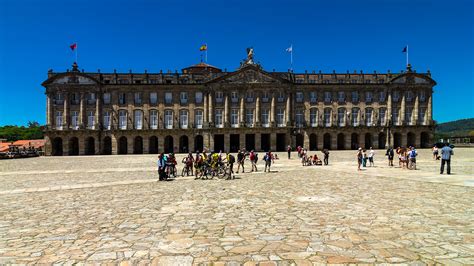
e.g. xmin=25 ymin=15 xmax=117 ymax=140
xmin=42 ymin=54 xmax=435 ymax=156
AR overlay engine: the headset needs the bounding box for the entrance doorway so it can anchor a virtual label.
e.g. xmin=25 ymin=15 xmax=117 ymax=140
xmin=323 ymin=133 xmax=331 ymax=150
xmin=261 ymin=134 xmax=270 ymax=151
xmin=85 ymin=137 xmax=95 ymax=155
xmin=69 ymin=137 xmax=79 ymax=155
xmin=149 ymin=136 xmax=158 ymax=154
xmin=179 ymin=135 xmax=189 ymax=153
xmin=245 ymin=134 xmax=255 ymax=151
xmin=276 ymin=133 xmax=286 ymax=151
xmin=309 ymin=134 xmax=318 ymax=150
xmin=230 ymin=134 xmax=240 ymax=152
xmin=214 ymin=134 xmax=224 ymax=152
xmin=118 ymin=136 xmax=128 ymax=154
xmin=164 ymin=136 xmax=174 ymax=153
xmin=194 ymin=135 xmax=203 ymax=152
xmin=134 ymin=136 xmax=143 ymax=154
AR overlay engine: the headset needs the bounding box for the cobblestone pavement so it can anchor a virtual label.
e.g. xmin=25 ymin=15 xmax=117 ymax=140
xmin=0 ymin=149 xmax=473 ymax=265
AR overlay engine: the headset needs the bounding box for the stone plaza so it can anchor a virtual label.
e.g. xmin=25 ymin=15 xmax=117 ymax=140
xmin=0 ymin=148 xmax=473 ymax=265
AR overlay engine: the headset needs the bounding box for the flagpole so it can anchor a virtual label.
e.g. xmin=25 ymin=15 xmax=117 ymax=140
xmin=205 ymin=43 xmax=208 ymax=63
xmin=406 ymin=45 xmax=409 ymax=66
xmin=75 ymin=42 xmax=78 ymax=64
xmin=290 ymin=44 xmax=293 ymax=71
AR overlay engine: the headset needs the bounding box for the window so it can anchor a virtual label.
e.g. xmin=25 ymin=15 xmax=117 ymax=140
xmin=180 ymin=92 xmax=188 ymax=104
xmin=324 ymin=91 xmax=331 ymax=103
xmin=165 ymin=110 xmax=173 ymax=129
xmin=195 ymin=110 xmax=203 ymax=128
xmin=261 ymin=109 xmax=270 ymax=127
xmin=420 ymin=91 xmax=426 ymax=102
xmin=56 ymin=111 xmax=63 ymax=129
xmin=338 ymin=91 xmax=345 ymax=102
xmin=339 ymin=79 xmax=344 ymax=84
xmin=150 ymin=92 xmax=158 ymax=105
xmin=119 ymin=93 xmax=126 ymax=105
xmin=310 ymin=108 xmax=318 ymax=127
xmin=405 ymin=108 xmax=412 ymax=125
xmin=87 ymin=111 xmax=95 ymax=129
xmin=262 ymin=91 xmax=269 ymax=103
xmin=215 ymin=91 xmax=223 ymax=103
xmin=365 ymin=108 xmax=373 ymax=126
xmin=392 ymin=108 xmax=399 ymax=125
xmin=231 ymin=92 xmax=239 ymax=103
xmin=379 ymin=108 xmax=386 ymax=126
xmin=150 ymin=110 xmax=158 ymax=129
xmin=180 ymin=110 xmax=188 ymax=129
xmin=379 ymin=91 xmax=386 ymax=102
xmin=119 ymin=110 xmax=127 ymax=130
xmin=295 ymin=109 xmax=304 ymax=127
xmin=419 ymin=108 xmax=426 ymax=125
xmin=277 ymin=108 xmax=285 ymax=127
xmin=70 ymin=93 xmax=79 ymax=105
xmin=324 ymin=109 xmax=331 ymax=127
xmin=365 ymin=80 xmax=371 ymax=84
xmin=338 ymin=108 xmax=345 ymax=127
xmin=246 ymin=109 xmax=254 ymax=126
xmin=71 ymin=111 xmax=79 ymax=129
xmin=215 ymin=109 xmax=223 ymax=128
xmin=277 ymin=92 xmax=285 ymax=102
xmin=310 ymin=91 xmax=317 ymax=103
xmin=134 ymin=92 xmax=142 ymax=105
xmin=55 ymin=93 xmax=64 ymax=105
xmin=165 ymin=92 xmax=172 ymax=104
xmin=87 ymin=93 xmax=96 ymax=105
xmin=246 ymin=91 xmax=254 ymax=103
xmin=134 ymin=110 xmax=143 ymax=129
xmin=366 ymin=92 xmax=373 ymax=103
xmin=406 ymin=91 xmax=413 ymax=102
xmin=393 ymin=91 xmax=400 ymax=102
xmin=195 ymin=92 xmax=203 ymax=104
xmin=296 ymin=92 xmax=304 ymax=103
xmin=351 ymin=91 xmax=359 ymax=103
xmin=103 ymin=93 xmax=111 ymax=105
xmin=351 ymin=108 xmax=359 ymax=126
xmin=103 ymin=111 xmax=111 ymax=130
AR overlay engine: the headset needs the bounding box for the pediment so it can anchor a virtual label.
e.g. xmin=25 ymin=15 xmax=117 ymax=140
xmin=42 ymin=73 xmax=99 ymax=86
xmin=389 ymin=73 xmax=436 ymax=86
xmin=207 ymin=65 xmax=289 ymax=84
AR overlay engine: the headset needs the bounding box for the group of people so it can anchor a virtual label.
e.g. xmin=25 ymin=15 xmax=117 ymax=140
xmin=383 ymin=146 xmax=418 ymax=170
xmin=293 ymin=145 xmax=330 ymax=166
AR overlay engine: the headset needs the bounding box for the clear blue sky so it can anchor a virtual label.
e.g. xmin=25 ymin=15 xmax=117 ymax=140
xmin=0 ymin=0 xmax=473 ymax=125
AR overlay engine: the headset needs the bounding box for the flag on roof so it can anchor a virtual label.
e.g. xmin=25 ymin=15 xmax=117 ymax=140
xmin=70 ymin=43 xmax=77 ymax=51
xmin=200 ymin=44 xmax=207 ymax=51
xmin=402 ymin=46 xmax=407 ymax=53
xmin=286 ymin=45 xmax=293 ymax=53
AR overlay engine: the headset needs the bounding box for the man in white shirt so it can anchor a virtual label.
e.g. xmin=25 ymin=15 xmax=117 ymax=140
xmin=368 ymin=147 xmax=375 ymax=167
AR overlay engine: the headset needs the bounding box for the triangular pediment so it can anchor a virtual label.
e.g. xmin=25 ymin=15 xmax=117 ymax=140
xmin=207 ymin=65 xmax=289 ymax=84
xmin=42 ymin=72 xmax=99 ymax=86
xmin=389 ymin=73 xmax=436 ymax=86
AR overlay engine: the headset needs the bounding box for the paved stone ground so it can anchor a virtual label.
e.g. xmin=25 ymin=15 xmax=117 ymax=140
xmin=0 ymin=148 xmax=473 ymax=265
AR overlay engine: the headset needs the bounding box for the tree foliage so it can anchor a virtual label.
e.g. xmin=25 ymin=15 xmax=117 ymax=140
xmin=435 ymin=118 xmax=474 ymax=137
xmin=0 ymin=121 xmax=44 ymax=141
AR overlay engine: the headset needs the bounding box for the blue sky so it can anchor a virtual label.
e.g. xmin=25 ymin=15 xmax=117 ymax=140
xmin=0 ymin=0 xmax=473 ymax=125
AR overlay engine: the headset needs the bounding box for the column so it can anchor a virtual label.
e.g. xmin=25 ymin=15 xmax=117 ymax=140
xmin=387 ymin=92 xmax=392 ymax=125
xmin=127 ymin=135 xmax=134 ymax=154
xmin=270 ymin=132 xmax=277 ymax=151
xmin=63 ymin=92 xmax=69 ymax=129
xmin=111 ymin=134 xmax=118 ymax=155
xmin=188 ymin=134 xmax=195 ymax=153
xmin=158 ymin=136 xmax=165 ymax=153
xmin=286 ymin=93 xmax=291 ymax=126
xmin=239 ymin=96 xmax=245 ymax=127
xmin=224 ymin=93 xmax=229 ymax=126
xmin=208 ymin=92 xmax=213 ymax=124
xmin=413 ymin=95 xmax=419 ymax=125
xmin=255 ymin=95 xmax=260 ymax=126
xmin=239 ymin=133 xmax=246 ymax=150
xmin=46 ymin=93 xmax=53 ymax=128
xmin=79 ymin=92 xmax=85 ymax=129
xmin=303 ymin=131 xmax=310 ymax=149
xmin=255 ymin=133 xmax=261 ymax=151
xmin=270 ymin=94 xmax=275 ymax=127
xmin=304 ymin=103 xmax=310 ymax=127
xmin=143 ymin=136 xmax=149 ymax=154
xmin=427 ymin=94 xmax=432 ymax=125
xmin=95 ymin=93 xmax=101 ymax=129
xmin=203 ymin=92 xmax=208 ymax=126
xmin=400 ymin=93 xmax=406 ymax=125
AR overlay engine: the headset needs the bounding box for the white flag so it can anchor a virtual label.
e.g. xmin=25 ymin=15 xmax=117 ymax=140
xmin=286 ymin=45 xmax=293 ymax=52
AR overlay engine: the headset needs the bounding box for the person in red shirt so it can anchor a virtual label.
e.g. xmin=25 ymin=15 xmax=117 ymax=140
xmin=249 ymin=150 xmax=258 ymax=172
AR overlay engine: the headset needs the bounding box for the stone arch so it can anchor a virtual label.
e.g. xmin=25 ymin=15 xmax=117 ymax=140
xmin=118 ymin=136 xmax=128 ymax=155
xmin=194 ymin=135 xmax=204 ymax=153
xmin=68 ymin=137 xmax=79 ymax=156
xmin=394 ymin=132 xmax=402 ymax=148
xmin=149 ymin=136 xmax=158 ymax=154
xmin=133 ymin=136 xmax=143 ymax=154
xmin=378 ymin=132 xmax=386 ymax=149
xmin=164 ymin=135 xmax=174 ymax=153
xmin=309 ymin=133 xmax=318 ymax=151
xmin=102 ymin=136 xmax=112 ymax=155
xmin=52 ymin=137 xmax=63 ymax=156
xmin=351 ymin=133 xmax=359 ymax=150
xmin=407 ymin=132 xmax=416 ymax=147
xmin=179 ymin=135 xmax=189 ymax=153
xmin=85 ymin=137 xmax=95 ymax=155
xmin=365 ymin=133 xmax=373 ymax=149
xmin=295 ymin=133 xmax=304 ymax=148
xmin=421 ymin=132 xmax=430 ymax=148
xmin=337 ymin=133 xmax=345 ymax=150
xmin=323 ymin=133 xmax=331 ymax=150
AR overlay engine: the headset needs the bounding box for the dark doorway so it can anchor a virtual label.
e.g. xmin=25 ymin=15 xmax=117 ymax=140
xmin=351 ymin=133 xmax=359 ymax=150
xmin=85 ymin=137 xmax=95 ymax=155
xmin=407 ymin=132 xmax=416 ymax=147
xmin=179 ymin=135 xmax=189 ymax=153
xmin=378 ymin=133 xmax=386 ymax=149
xmin=261 ymin=134 xmax=270 ymax=151
xmin=295 ymin=133 xmax=304 ymax=148
xmin=52 ymin=137 xmax=63 ymax=156
xmin=337 ymin=133 xmax=345 ymax=150
xmin=230 ymin=134 xmax=240 ymax=152
xmin=69 ymin=137 xmax=79 ymax=155
xmin=164 ymin=135 xmax=174 ymax=153
xmin=194 ymin=135 xmax=204 ymax=152
xmin=309 ymin=134 xmax=318 ymax=150
xmin=149 ymin=136 xmax=158 ymax=154
xmin=421 ymin=132 xmax=430 ymax=148
xmin=365 ymin=133 xmax=373 ymax=149
xmin=214 ymin=134 xmax=224 ymax=152
xmin=103 ymin=136 xmax=112 ymax=155
xmin=245 ymin=134 xmax=255 ymax=151
xmin=394 ymin=132 xmax=402 ymax=148
xmin=276 ymin=133 xmax=286 ymax=151
xmin=323 ymin=133 xmax=331 ymax=150
xmin=134 ymin=136 xmax=143 ymax=154
xmin=118 ymin=136 xmax=128 ymax=154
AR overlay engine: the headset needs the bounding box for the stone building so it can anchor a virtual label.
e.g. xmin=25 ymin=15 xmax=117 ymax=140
xmin=42 ymin=51 xmax=435 ymax=156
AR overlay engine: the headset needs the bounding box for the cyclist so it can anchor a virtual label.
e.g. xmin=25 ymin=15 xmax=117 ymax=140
xmin=236 ymin=150 xmax=245 ymax=173
xmin=181 ymin=152 xmax=194 ymax=176
xmin=225 ymin=152 xmax=236 ymax=179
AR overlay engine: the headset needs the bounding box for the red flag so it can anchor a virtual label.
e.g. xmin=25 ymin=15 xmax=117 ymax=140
xmin=70 ymin=43 xmax=77 ymax=51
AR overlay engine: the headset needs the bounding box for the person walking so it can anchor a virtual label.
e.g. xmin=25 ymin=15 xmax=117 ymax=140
xmin=264 ymin=151 xmax=272 ymax=172
xmin=357 ymin=148 xmax=363 ymax=171
xmin=287 ymin=145 xmax=292 ymax=159
xmin=368 ymin=147 xmax=375 ymax=167
xmin=408 ymin=146 xmax=417 ymax=170
xmin=322 ymin=149 xmax=329 ymax=165
xmin=236 ymin=150 xmax=245 ymax=173
xmin=386 ymin=147 xmax=394 ymax=166
xmin=362 ymin=149 xmax=368 ymax=167
xmin=440 ymin=143 xmax=454 ymax=175
xmin=432 ymin=145 xmax=439 ymax=160
xmin=225 ymin=152 xmax=236 ymax=179
xmin=157 ymin=153 xmax=166 ymax=181
xmin=250 ymin=150 xmax=258 ymax=172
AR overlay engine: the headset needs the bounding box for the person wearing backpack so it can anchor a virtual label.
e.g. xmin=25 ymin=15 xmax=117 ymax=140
xmin=249 ymin=150 xmax=258 ymax=172
xmin=386 ymin=147 xmax=394 ymax=167
xmin=264 ymin=151 xmax=273 ymax=172
xmin=225 ymin=152 xmax=236 ymax=179
xmin=236 ymin=150 xmax=245 ymax=173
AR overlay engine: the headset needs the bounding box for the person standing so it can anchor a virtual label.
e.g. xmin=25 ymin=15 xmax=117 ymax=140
xmin=157 ymin=153 xmax=166 ymax=181
xmin=287 ymin=145 xmax=292 ymax=159
xmin=362 ymin=149 xmax=368 ymax=167
xmin=368 ymin=147 xmax=375 ymax=167
xmin=408 ymin=146 xmax=417 ymax=170
xmin=250 ymin=150 xmax=258 ymax=172
xmin=322 ymin=149 xmax=329 ymax=165
xmin=386 ymin=147 xmax=394 ymax=167
xmin=264 ymin=151 xmax=272 ymax=172
xmin=357 ymin=148 xmax=363 ymax=171
xmin=236 ymin=150 xmax=245 ymax=173
xmin=440 ymin=143 xmax=454 ymax=175
xmin=432 ymin=145 xmax=439 ymax=160
xmin=225 ymin=152 xmax=236 ymax=179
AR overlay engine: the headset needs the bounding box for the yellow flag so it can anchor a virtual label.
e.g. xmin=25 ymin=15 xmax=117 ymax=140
xmin=200 ymin=44 xmax=207 ymax=51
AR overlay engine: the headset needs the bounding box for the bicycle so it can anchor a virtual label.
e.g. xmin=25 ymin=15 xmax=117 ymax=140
xmin=181 ymin=164 xmax=193 ymax=177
